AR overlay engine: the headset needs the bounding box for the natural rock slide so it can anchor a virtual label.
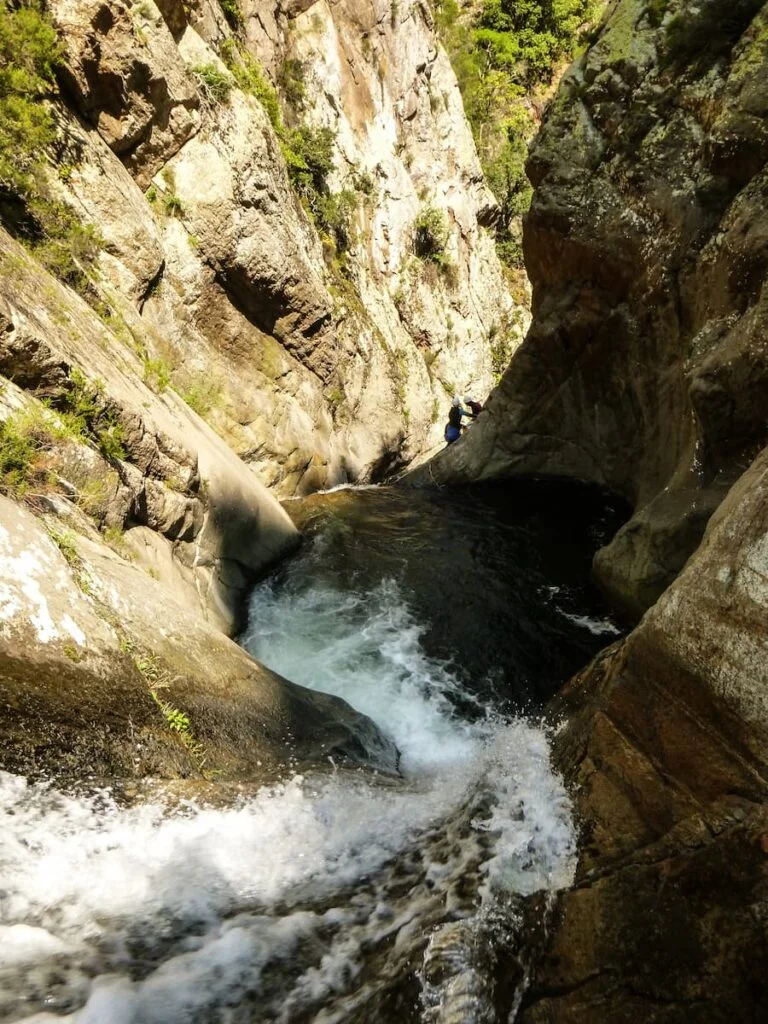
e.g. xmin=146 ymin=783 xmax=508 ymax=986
xmin=0 ymin=0 xmax=767 ymax=1020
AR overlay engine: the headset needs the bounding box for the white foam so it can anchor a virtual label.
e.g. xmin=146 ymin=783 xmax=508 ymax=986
xmin=1 ymin=578 xmax=576 ymax=1022
xmin=243 ymin=578 xmax=481 ymax=773
xmin=558 ymin=610 xmax=621 ymax=636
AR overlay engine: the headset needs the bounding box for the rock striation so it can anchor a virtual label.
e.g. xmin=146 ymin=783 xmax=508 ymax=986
xmin=415 ymin=0 xmax=768 ymax=620
xmin=40 ymin=0 xmax=522 ymax=497
xmin=1 ymin=0 xmax=518 ymax=783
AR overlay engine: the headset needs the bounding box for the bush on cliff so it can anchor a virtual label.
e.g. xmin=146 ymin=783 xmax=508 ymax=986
xmin=433 ymin=0 xmax=596 ymax=267
xmin=0 ymin=0 xmax=100 ymax=292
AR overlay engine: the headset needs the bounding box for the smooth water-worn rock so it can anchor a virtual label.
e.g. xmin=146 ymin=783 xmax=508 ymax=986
xmin=518 ymin=444 xmax=768 ymax=1021
xmin=0 ymin=232 xmax=298 ymax=634
xmin=0 ymin=493 xmax=397 ymax=783
xmin=416 ymin=0 xmax=768 ymax=619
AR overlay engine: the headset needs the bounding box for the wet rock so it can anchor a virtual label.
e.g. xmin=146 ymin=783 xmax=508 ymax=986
xmin=520 ymin=444 xmax=768 ymax=1021
xmin=416 ymin=0 xmax=768 ymax=619
xmin=0 ymin=495 xmax=397 ymax=783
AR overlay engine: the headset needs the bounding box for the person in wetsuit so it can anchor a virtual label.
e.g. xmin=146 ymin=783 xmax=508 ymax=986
xmin=444 ymin=396 xmax=470 ymax=444
xmin=464 ymin=395 xmax=483 ymax=419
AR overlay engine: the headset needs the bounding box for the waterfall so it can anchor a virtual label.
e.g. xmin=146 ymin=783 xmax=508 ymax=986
xmin=0 ymin=580 xmax=575 ymax=1023
xmin=0 ymin=480 xmax=628 ymax=1023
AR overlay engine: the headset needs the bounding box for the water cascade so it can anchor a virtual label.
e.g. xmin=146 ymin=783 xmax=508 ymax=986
xmin=0 ymin=482 xmax=625 ymax=1023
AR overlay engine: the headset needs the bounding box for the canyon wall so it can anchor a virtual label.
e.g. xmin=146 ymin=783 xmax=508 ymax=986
xmin=46 ymin=0 xmax=520 ymax=497
xmin=520 ymin=442 xmax=768 ymax=1023
xmin=0 ymin=0 xmax=517 ymax=781
xmin=418 ymin=0 xmax=768 ymax=620
xmin=409 ymin=0 xmax=768 ymax=1014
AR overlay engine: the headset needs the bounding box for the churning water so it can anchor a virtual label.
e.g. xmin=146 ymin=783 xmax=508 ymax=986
xmin=0 ymin=481 xmax=625 ymax=1023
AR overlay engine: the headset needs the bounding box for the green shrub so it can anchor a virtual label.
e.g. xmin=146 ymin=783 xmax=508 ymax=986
xmin=0 ymin=0 xmax=61 ymax=196
xmin=488 ymin=318 xmax=518 ymax=381
xmin=282 ymin=123 xmax=335 ymax=197
xmin=433 ymin=0 xmax=597 ymax=251
xmin=219 ymin=0 xmax=243 ymax=30
xmin=221 ymin=40 xmax=282 ymax=130
xmin=352 ymin=170 xmax=376 ymax=196
xmin=49 ymin=527 xmax=79 ymax=567
xmin=0 ymin=412 xmax=40 ymax=495
xmin=316 ymin=189 xmax=357 ymax=252
xmin=192 ymin=63 xmax=232 ymax=103
xmin=0 ymin=2 xmax=101 ymax=293
xmin=645 ymin=0 xmax=670 ymax=28
xmin=162 ymin=192 xmax=184 ymax=217
xmin=181 ymin=374 xmax=223 ymax=417
xmin=495 ymin=229 xmax=524 ymax=269
xmin=143 ymin=356 xmax=172 ymax=393
xmin=57 ymin=368 xmax=127 ymax=461
xmin=278 ymin=57 xmax=306 ymax=108
xmin=413 ymin=205 xmax=450 ymax=264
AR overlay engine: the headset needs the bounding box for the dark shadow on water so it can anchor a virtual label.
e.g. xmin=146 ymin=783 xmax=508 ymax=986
xmin=273 ymin=477 xmax=631 ymax=715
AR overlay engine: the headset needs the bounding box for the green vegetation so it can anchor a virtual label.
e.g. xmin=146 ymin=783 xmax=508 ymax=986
xmin=0 ymin=1 xmax=101 ymax=292
xmin=180 ymin=374 xmax=223 ymax=418
xmin=123 ymin=639 xmax=211 ymax=772
xmin=219 ymin=0 xmax=243 ymax=30
xmin=413 ymin=204 xmax=452 ymax=268
xmin=433 ymin=0 xmax=597 ymax=267
xmin=221 ymin=40 xmax=282 ymax=130
xmin=0 ymin=0 xmax=60 ymax=196
xmin=56 ymin=368 xmax=127 ymax=461
xmin=0 ymin=372 xmax=125 ymax=501
xmin=218 ymin=40 xmax=358 ymax=254
xmin=104 ymin=523 xmax=133 ymax=559
xmin=278 ymin=57 xmax=307 ymax=108
xmin=62 ymin=641 xmax=83 ymax=662
xmin=48 ymin=525 xmax=94 ymax=593
xmin=0 ymin=410 xmax=53 ymax=497
xmin=143 ymin=356 xmax=172 ymax=393
xmin=192 ymin=63 xmax=233 ymax=103
xmin=645 ymin=0 xmax=669 ymax=29
xmin=281 ymin=123 xmax=358 ymax=252
xmin=49 ymin=526 xmax=79 ymax=565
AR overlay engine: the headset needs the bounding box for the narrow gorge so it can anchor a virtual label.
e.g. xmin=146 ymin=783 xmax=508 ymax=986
xmin=0 ymin=0 xmax=766 ymax=1022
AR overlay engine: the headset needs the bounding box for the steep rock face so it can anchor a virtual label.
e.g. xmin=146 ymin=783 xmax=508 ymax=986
xmin=52 ymin=0 xmax=202 ymax=186
xmin=40 ymin=0 xmax=521 ymax=496
xmin=519 ymin=443 xmax=768 ymax=1021
xmin=416 ymin=0 xmax=768 ymax=618
xmin=0 ymin=231 xmax=298 ymax=635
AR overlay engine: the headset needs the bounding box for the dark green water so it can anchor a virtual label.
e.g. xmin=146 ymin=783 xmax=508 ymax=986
xmin=274 ymin=477 xmax=629 ymax=716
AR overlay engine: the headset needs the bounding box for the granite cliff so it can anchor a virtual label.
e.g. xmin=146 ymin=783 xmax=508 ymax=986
xmin=0 ymin=0 xmax=516 ymax=783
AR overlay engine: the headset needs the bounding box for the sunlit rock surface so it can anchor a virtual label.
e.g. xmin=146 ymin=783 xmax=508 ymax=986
xmin=0 ymin=490 xmax=397 ymax=783
xmin=38 ymin=0 xmax=522 ymax=495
